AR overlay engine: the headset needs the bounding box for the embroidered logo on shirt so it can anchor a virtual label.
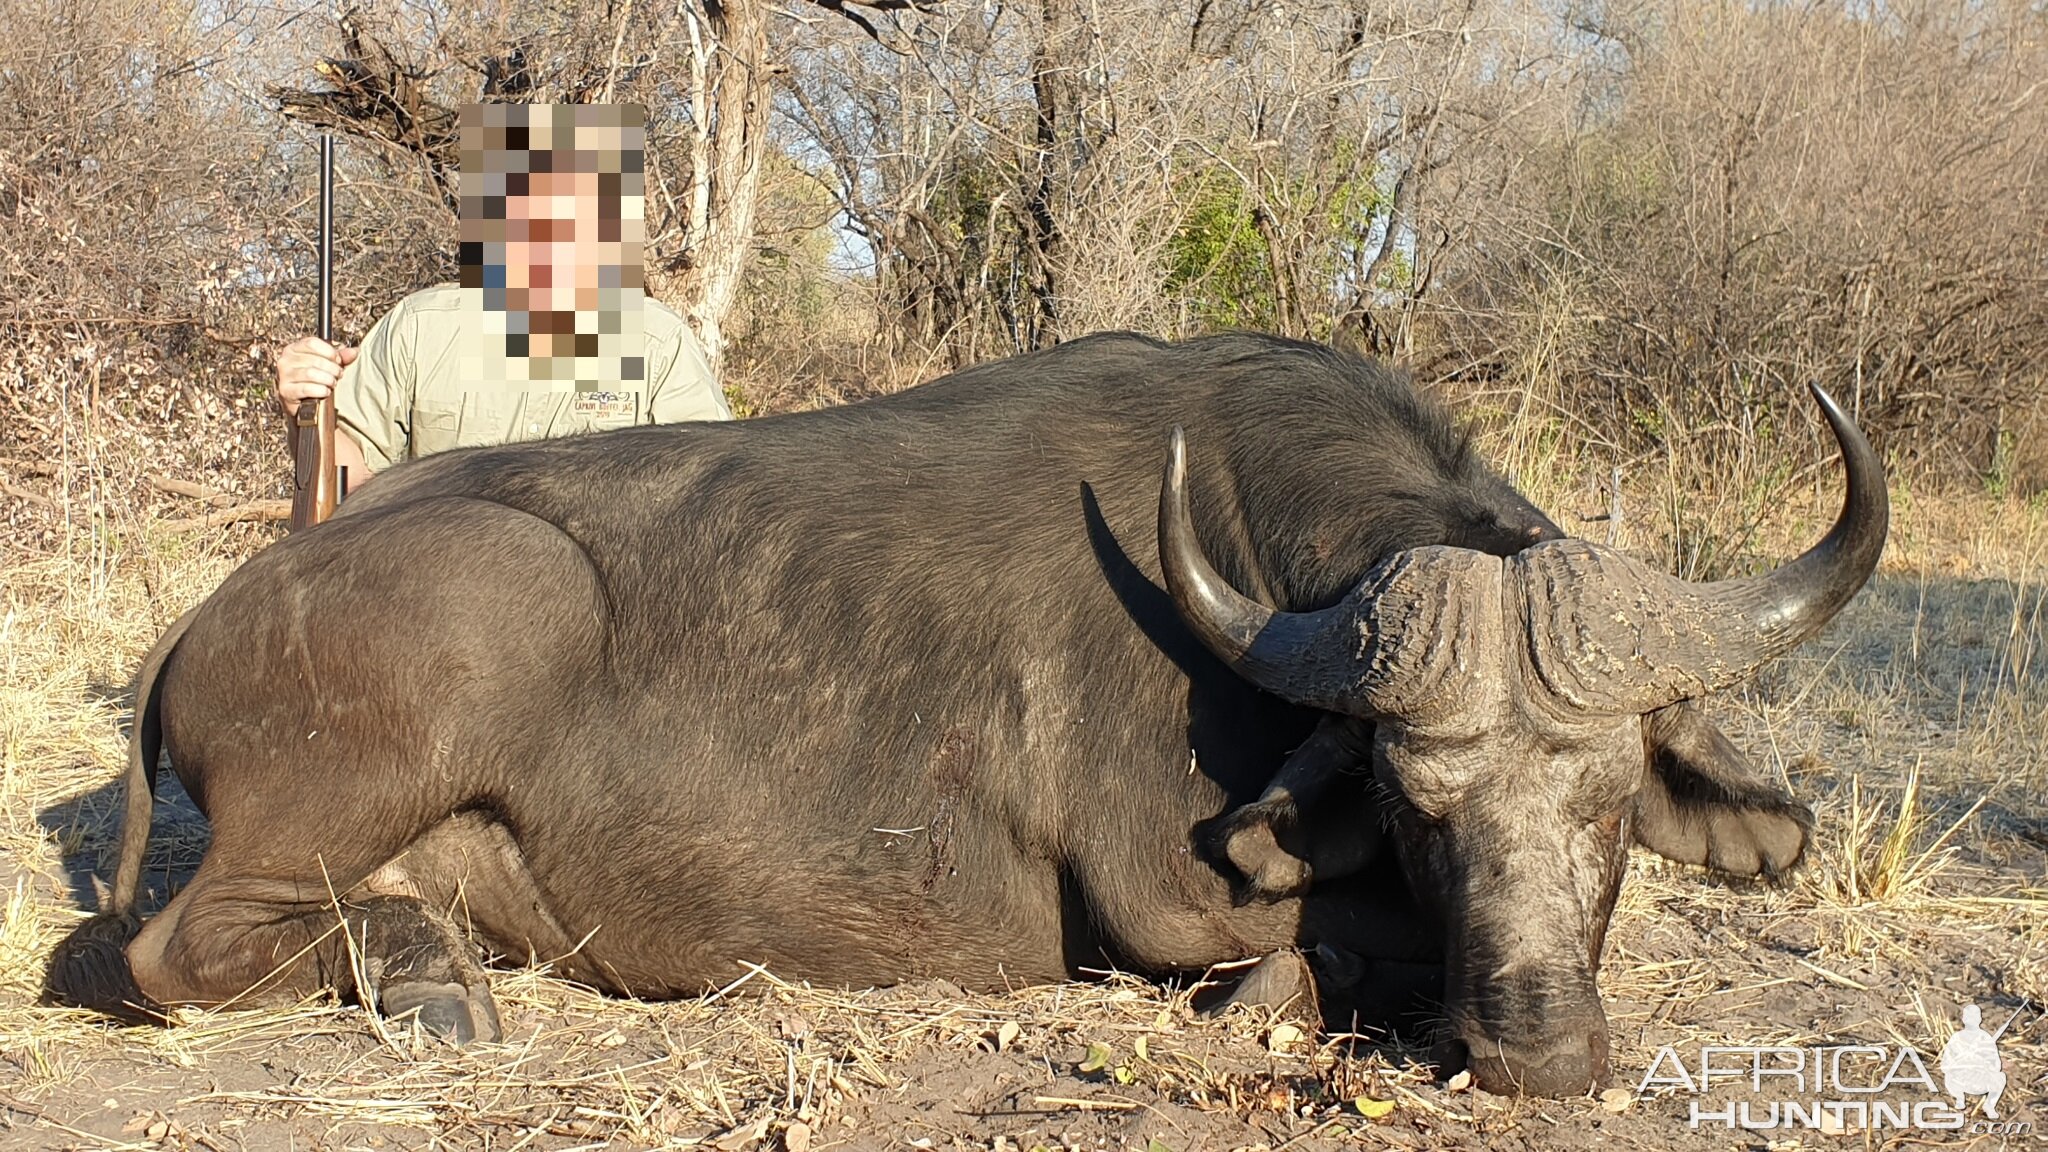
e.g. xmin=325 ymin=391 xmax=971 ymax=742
xmin=571 ymin=391 xmax=639 ymax=420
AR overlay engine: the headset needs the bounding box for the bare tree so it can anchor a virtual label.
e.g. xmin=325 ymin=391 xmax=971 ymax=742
xmin=781 ymin=0 xmax=1557 ymax=367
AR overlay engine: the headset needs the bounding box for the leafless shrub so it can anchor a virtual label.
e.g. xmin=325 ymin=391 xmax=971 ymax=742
xmin=1431 ymin=0 xmax=2048 ymax=497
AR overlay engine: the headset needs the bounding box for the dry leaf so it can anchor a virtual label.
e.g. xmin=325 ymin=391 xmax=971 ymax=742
xmin=716 ymin=1118 xmax=771 ymax=1151
xmin=1599 ymin=1088 xmax=1632 ymax=1113
xmin=1081 ymin=1041 xmax=1113 ymax=1072
xmin=1444 ymin=1069 xmax=1473 ymax=1092
xmin=783 ymin=1120 xmax=812 ymax=1152
xmin=1267 ymin=1023 xmax=1306 ymax=1052
xmin=1356 ymin=1096 xmax=1397 ymax=1119
xmin=997 ymin=1020 xmax=1021 ymax=1051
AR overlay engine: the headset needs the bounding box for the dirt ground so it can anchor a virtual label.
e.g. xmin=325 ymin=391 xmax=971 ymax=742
xmin=2 ymin=490 xmax=2044 ymax=1151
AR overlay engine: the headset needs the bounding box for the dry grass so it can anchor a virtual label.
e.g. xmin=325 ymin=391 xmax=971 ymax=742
xmin=1584 ymin=483 xmax=2048 ymax=1110
xmin=2 ymin=458 xmax=2044 ymax=1149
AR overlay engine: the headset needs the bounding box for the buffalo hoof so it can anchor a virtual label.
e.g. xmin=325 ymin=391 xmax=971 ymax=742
xmin=1204 ymin=949 xmax=1318 ymax=1020
xmin=1212 ymin=801 xmax=1312 ymax=902
xmin=378 ymin=980 xmax=503 ymax=1046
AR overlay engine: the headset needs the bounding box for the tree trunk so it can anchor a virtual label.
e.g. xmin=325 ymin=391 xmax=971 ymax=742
xmin=672 ymin=0 xmax=770 ymax=373
xmin=1019 ymin=0 xmax=1075 ymax=349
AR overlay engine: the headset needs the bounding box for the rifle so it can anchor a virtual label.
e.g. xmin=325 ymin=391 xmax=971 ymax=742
xmin=290 ymin=134 xmax=342 ymax=529
xmin=1988 ymin=1004 xmax=2025 ymax=1042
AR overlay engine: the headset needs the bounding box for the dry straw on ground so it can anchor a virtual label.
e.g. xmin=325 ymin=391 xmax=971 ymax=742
xmin=2 ymin=468 xmax=2044 ymax=1149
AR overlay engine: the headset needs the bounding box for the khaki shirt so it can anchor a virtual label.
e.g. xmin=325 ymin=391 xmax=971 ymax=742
xmin=335 ymin=284 xmax=732 ymax=472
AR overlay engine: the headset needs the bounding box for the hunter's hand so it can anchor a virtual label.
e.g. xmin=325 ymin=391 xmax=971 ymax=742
xmin=274 ymin=337 xmax=358 ymax=417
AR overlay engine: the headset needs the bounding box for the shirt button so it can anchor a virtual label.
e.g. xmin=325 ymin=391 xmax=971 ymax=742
xmin=528 ymin=423 xmax=539 ymax=434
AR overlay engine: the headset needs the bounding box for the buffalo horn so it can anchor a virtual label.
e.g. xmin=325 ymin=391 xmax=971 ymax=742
xmin=1518 ymin=384 xmax=1888 ymax=714
xmin=1156 ymin=428 xmax=1486 ymax=718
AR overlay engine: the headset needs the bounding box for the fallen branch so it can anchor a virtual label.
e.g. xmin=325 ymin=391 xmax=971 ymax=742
xmin=0 ymin=315 xmax=202 ymax=328
xmin=159 ymin=499 xmax=291 ymax=531
xmin=146 ymin=473 xmax=237 ymax=507
xmin=0 ymin=479 xmax=57 ymax=509
xmin=0 ymin=1091 xmax=50 ymax=1121
xmin=0 ymin=455 xmax=57 ymax=477
xmin=1027 ymin=1096 xmax=1141 ymax=1112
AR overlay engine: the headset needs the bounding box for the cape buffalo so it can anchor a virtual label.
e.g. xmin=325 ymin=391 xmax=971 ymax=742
xmin=50 ymin=332 xmax=1884 ymax=1097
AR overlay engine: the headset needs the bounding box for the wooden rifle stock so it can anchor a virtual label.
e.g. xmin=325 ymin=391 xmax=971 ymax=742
xmin=290 ymin=134 xmax=340 ymax=530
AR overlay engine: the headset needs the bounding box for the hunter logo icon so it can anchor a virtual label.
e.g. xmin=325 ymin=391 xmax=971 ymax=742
xmin=1940 ymin=1004 xmax=2013 ymax=1118
xmin=1637 ymin=995 xmax=2036 ymax=1135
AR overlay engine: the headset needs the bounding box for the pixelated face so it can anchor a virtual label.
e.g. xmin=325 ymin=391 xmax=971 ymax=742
xmin=458 ymin=103 xmax=647 ymax=390
xmin=505 ymin=168 xmax=608 ymax=312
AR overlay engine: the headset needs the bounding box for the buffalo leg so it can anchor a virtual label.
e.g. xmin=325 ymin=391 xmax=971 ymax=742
xmin=1205 ymin=944 xmax=1440 ymax=1028
xmin=1213 ymin=944 xmax=1445 ymax=1045
xmin=1207 ymin=948 xmax=1318 ymax=1018
xmin=124 ymin=876 xmax=501 ymax=1044
xmin=1225 ymin=872 xmax=1438 ymax=1018
xmin=343 ymin=895 xmax=502 ymax=1044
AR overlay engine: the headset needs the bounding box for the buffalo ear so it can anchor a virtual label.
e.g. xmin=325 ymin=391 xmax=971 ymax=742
xmin=1632 ymin=702 xmax=1812 ymax=878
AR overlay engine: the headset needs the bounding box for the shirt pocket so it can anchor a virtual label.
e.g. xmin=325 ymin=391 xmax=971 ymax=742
xmin=410 ymin=394 xmax=513 ymax=458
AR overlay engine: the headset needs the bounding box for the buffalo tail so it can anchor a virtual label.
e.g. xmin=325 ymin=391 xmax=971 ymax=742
xmin=44 ymin=608 xmax=196 ymax=1023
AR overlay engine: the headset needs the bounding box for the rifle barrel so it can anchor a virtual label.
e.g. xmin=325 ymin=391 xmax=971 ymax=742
xmin=318 ymin=135 xmax=333 ymax=345
xmin=1989 ymin=1004 xmax=2025 ymax=1041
